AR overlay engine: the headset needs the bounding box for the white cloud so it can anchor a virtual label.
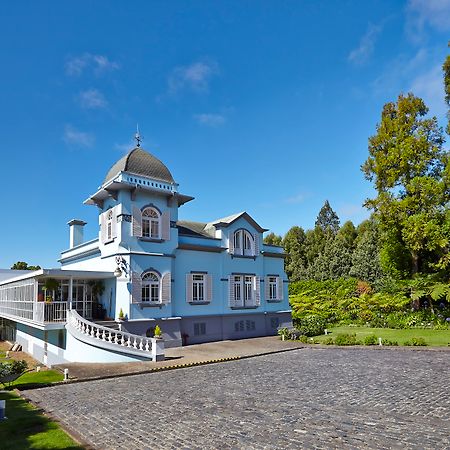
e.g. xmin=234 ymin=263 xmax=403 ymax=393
xmin=114 ymin=140 xmax=136 ymax=153
xmin=406 ymin=0 xmax=450 ymax=39
xmin=63 ymin=125 xmax=94 ymax=147
xmin=194 ymin=113 xmax=226 ymax=127
xmin=65 ymin=53 xmax=119 ymax=76
xmin=410 ymin=64 xmax=447 ymax=117
xmin=168 ymin=61 xmax=218 ymax=94
xmin=348 ymin=23 xmax=383 ymax=65
xmin=78 ymin=89 xmax=108 ymax=109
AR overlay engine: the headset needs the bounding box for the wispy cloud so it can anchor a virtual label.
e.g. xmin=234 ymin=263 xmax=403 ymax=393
xmin=65 ymin=53 xmax=119 ymax=76
xmin=194 ymin=113 xmax=226 ymax=127
xmin=284 ymin=193 xmax=307 ymax=205
xmin=114 ymin=140 xmax=135 ymax=153
xmin=168 ymin=61 xmax=218 ymax=94
xmin=406 ymin=0 xmax=450 ymax=41
xmin=78 ymin=89 xmax=108 ymax=109
xmin=371 ymin=48 xmax=428 ymax=96
xmin=63 ymin=125 xmax=94 ymax=147
xmin=337 ymin=203 xmax=369 ymax=223
xmin=410 ymin=64 xmax=447 ymax=117
xmin=348 ymin=23 xmax=383 ymax=65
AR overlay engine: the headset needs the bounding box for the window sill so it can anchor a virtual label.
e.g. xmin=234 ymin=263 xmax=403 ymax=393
xmin=139 ymin=237 xmax=164 ymax=243
xmin=103 ymin=238 xmax=115 ymax=245
xmin=267 ymin=299 xmax=283 ymax=303
xmin=138 ymin=302 xmax=164 ymax=309
xmin=230 ymin=254 xmax=256 ymax=260
xmin=230 ymin=306 xmax=259 ymax=310
xmin=188 ymin=301 xmax=211 ymax=305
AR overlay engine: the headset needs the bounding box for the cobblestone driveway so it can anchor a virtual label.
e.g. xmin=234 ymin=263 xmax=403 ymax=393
xmin=26 ymin=348 xmax=449 ymax=449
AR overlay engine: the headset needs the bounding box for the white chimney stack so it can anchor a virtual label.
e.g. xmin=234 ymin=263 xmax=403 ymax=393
xmin=68 ymin=219 xmax=87 ymax=248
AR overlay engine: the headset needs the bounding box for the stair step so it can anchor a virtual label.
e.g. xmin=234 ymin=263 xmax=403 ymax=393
xmin=94 ymin=321 xmax=120 ymax=330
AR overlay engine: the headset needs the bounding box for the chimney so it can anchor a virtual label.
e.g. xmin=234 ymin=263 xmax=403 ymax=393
xmin=68 ymin=219 xmax=87 ymax=248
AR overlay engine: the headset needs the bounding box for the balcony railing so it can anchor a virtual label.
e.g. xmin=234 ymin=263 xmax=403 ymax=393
xmin=0 ymin=300 xmax=68 ymax=324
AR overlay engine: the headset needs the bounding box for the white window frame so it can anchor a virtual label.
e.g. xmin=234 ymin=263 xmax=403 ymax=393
xmin=106 ymin=210 xmax=113 ymax=241
xmin=233 ymin=229 xmax=254 ymax=256
xmin=232 ymin=275 xmax=259 ymax=307
xmin=142 ymin=207 xmax=160 ymax=239
xmin=141 ymin=271 xmax=160 ymax=303
xmin=192 ymin=274 xmax=205 ymax=302
xmin=268 ymin=276 xmax=278 ymax=300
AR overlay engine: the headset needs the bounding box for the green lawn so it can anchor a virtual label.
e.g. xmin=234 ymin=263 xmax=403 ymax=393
xmin=0 ymin=391 xmax=82 ymax=450
xmin=315 ymin=326 xmax=450 ymax=346
xmin=8 ymin=370 xmax=64 ymax=390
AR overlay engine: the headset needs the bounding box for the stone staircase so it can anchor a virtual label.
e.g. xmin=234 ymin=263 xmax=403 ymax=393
xmin=94 ymin=320 xmax=121 ymax=331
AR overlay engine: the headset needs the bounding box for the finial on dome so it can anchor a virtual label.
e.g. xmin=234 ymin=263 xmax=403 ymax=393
xmin=134 ymin=124 xmax=142 ymax=147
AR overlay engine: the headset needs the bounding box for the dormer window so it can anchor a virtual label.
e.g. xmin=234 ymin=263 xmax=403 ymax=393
xmin=142 ymin=208 xmax=160 ymax=239
xmin=232 ymin=229 xmax=256 ymax=256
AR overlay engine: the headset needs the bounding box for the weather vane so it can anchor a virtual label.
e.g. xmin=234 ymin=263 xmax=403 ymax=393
xmin=134 ymin=124 xmax=142 ymax=147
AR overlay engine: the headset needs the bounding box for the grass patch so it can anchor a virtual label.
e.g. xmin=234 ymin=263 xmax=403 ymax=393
xmin=7 ymin=370 xmax=64 ymax=390
xmin=0 ymin=391 xmax=82 ymax=449
xmin=316 ymin=326 xmax=450 ymax=346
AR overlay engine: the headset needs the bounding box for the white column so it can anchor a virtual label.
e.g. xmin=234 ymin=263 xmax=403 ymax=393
xmin=68 ymin=277 xmax=73 ymax=310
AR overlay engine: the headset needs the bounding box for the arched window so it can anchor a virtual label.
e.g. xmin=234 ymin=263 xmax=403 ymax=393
xmin=142 ymin=208 xmax=160 ymax=239
xmin=106 ymin=210 xmax=114 ymax=241
xmin=141 ymin=271 xmax=160 ymax=303
xmin=233 ymin=229 xmax=254 ymax=256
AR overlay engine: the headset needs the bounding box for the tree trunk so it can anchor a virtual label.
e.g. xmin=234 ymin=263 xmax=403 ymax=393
xmin=411 ymin=251 xmax=419 ymax=275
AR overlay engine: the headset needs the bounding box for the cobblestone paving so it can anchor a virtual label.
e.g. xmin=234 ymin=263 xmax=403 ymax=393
xmin=25 ymin=348 xmax=450 ymax=449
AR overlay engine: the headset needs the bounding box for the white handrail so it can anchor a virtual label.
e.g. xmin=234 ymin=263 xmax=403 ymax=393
xmin=67 ymin=309 xmax=154 ymax=354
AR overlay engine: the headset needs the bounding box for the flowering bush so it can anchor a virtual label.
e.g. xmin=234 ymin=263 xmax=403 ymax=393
xmin=0 ymin=360 xmax=28 ymax=387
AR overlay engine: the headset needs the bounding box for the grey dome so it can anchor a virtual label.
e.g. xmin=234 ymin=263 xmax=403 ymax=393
xmin=103 ymin=147 xmax=175 ymax=184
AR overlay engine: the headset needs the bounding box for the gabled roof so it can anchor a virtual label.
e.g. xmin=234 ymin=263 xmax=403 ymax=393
xmin=103 ymin=147 xmax=175 ymax=185
xmin=177 ymin=220 xmax=216 ymax=238
xmin=208 ymin=211 xmax=268 ymax=233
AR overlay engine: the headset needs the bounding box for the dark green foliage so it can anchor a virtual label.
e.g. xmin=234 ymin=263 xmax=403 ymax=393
xmin=382 ymin=339 xmax=398 ymax=346
xmin=11 ymin=261 xmax=41 ymax=271
xmin=315 ymin=200 xmax=340 ymax=234
xmin=0 ymin=360 xmax=28 ymax=387
xmin=364 ymin=334 xmax=378 ymax=345
xmin=295 ymin=314 xmax=327 ymax=336
xmin=323 ymin=337 xmax=334 ymax=345
xmin=334 ymin=333 xmax=360 ymax=346
xmin=283 ymin=226 xmax=307 ymax=281
xmin=298 ymin=335 xmax=308 ymax=343
xmin=350 ymin=219 xmax=382 ymax=282
xmin=444 ymin=53 xmax=450 ymax=135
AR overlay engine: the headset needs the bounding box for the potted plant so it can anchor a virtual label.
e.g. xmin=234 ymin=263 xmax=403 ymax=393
xmin=43 ymin=278 xmax=59 ymax=303
xmin=118 ymin=308 xmax=126 ymax=321
xmin=153 ymin=325 xmax=162 ymax=339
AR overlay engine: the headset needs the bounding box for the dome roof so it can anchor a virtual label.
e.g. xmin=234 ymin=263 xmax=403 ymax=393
xmin=103 ymin=147 xmax=175 ymax=185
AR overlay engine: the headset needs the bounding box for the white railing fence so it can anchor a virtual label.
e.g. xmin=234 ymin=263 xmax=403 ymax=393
xmin=67 ymin=310 xmax=164 ymax=361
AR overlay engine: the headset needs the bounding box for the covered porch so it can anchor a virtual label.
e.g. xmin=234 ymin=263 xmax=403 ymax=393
xmin=0 ymin=269 xmax=115 ymax=326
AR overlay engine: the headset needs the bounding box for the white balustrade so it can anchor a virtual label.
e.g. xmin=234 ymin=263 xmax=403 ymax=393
xmin=67 ymin=309 xmax=155 ymax=357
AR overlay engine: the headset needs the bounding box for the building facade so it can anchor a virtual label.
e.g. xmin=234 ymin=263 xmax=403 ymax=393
xmin=0 ymin=146 xmax=291 ymax=364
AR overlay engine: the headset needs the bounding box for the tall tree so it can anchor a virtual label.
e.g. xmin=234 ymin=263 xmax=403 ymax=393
xmin=282 ymin=226 xmax=307 ymax=281
xmin=443 ymin=52 xmax=450 ymax=135
xmin=350 ymin=219 xmax=382 ymax=282
xmin=315 ymin=200 xmax=340 ymax=234
xmin=362 ymin=93 xmax=448 ymax=275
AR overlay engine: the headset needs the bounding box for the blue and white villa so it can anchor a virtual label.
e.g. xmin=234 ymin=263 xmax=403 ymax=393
xmin=0 ymin=144 xmax=291 ymax=365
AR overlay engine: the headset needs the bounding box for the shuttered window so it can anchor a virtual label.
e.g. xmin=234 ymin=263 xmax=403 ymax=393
xmin=132 ymin=206 xmax=170 ymax=241
xmin=229 ymin=275 xmax=260 ymax=308
xmin=100 ymin=207 xmax=117 ymax=244
xmin=265 ymin=276 xmax=284 ymax=301
xmin=230 ymin=229 xmax=258 ymax=256
xmin=186 ymin=273 xmax=213 ymax=303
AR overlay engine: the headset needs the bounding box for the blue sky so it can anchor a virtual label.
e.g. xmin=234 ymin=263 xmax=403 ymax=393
xmin=1 ymin=1 xmax=449 ymax=268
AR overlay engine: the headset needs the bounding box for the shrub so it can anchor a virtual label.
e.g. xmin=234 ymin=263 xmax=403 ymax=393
xmin=0 ymin=360 xmax=28 ymax=387
xmin=295 ymin=314 xmax=327 ymax=337
xmin=404 ymin=337 xmax=427 ymax=346
xmin=356 ymin=280 xmax=373 ymax=296
xmin=298 ymin=335 xmax=308 ymax=343
xmin=334 ymin=333 xmax=360 ymax=346
xmin=382 ymin=339 xmax=398 ymax=346
xmin=323 ymin=337 xmax=334 ymax=345
xmin=364 ymin=334 xmax=378 ymax=346
xmin=153 ymin=325 xmax=162 ymax=337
